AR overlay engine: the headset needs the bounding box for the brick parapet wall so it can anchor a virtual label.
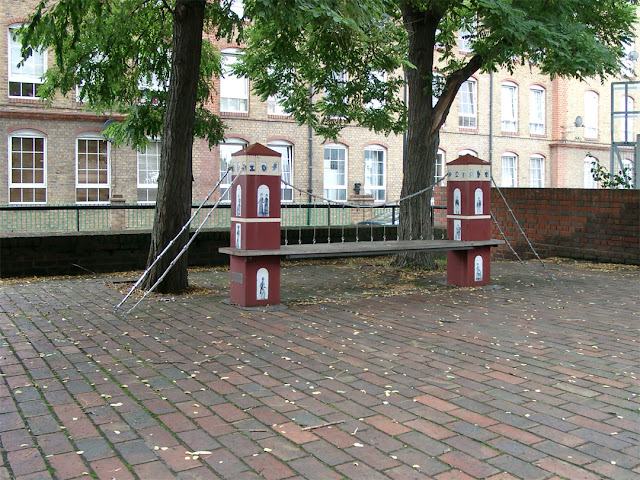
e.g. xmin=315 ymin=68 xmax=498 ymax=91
xmin=490 ymin=188 xmax=639 ymax=264
xmin=1 ymin=188 xmax=637 ymax=278
xmin=435 ymin=186 xmax=639 ymax=265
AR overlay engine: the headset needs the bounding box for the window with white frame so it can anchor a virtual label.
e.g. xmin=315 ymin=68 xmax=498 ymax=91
xmin=365 ymin=71 xmax=386 ymax=111
xmin=266 ymin=67 xmax=290 ymax=116
xmin=622 ymin=38 xmax=636 ymax=78
xmin=435 ymin=149 xmax=445 ymax=184
xmin=501 ymin=82 xmax=518 ymax=132
xmin=325 ymin=71 xmax=348 ymax=119
xmin=583 ymin=156 xmax=598 ymax=189
xmin=529 ymin=154 xmax=545 ymax=188
xmin=220 ymin=138 xmax=246 ymax=202
xmin=584 ymin=91 xmax=599 ymax=139
xmin=432 ymin=72 xmax=444 ymax=107
xmin=458 ymin=149 xmax=478 ymax=158
xmin=323 ymin=143 xmax=347 ymax=201
xmin=220 ymin=48 xmax=249 ymax=113
xmin=458 ymin=79 xmax=477 ymax=128
xmin=137 ymin=141 xmax=160 ymax=203
xmin=620 ymin=96 xmax=634 ymax=142
xmin=230 ymin=0 xmax=244 ymax=18
xmin=8 ymin=25 xmax=46 ymax=98
xmin=267 ymin=95 xmax=289 ymax=116
xmin=529 ymin=86 xmax=546 ymax=135
xmin=620 ymin=158 xmax=635 ymax=187
xmin=501 ymin=152 xmax=518 ymax=187
xmin=458 ymin=28 xmax=472 ymax=53
xmin=8 ymin=130 xmax=46 ymax=203
xmin=364 ymin=145 xmax=386 ymax=202
xmin=76 ymin=136 xmax=110 ymax=203
xmin=267 ymin=140 xmax=294 ymax=201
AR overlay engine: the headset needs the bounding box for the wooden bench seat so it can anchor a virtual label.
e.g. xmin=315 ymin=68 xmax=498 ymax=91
xmin=219 ymin=239 xmax=504 ymax=260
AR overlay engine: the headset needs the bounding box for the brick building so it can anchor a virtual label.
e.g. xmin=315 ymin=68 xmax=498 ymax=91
xmin=1 ymin=1 xmax=637 ymax=213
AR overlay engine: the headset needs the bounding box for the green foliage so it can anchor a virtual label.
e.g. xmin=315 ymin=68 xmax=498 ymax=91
xmin=242 ymin=0 xmax=638 ymax=139
xmin=240 ymin=0 xmax=408 ymax=139
xmin=588 ymin=155 xmax=634 ymax=189
xmin=19 ymin=0 xmax=243 ymax=148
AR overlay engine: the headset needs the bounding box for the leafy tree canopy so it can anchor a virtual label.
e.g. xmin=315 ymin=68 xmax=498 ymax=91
xmin=20 ymin=0 xmax=244 ymax=149
xmin=242 ymin=0 xmax=638 ymax=139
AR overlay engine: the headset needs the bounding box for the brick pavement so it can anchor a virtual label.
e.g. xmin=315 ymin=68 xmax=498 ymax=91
xmin=0 ymin=258 xmax=639 ymax=480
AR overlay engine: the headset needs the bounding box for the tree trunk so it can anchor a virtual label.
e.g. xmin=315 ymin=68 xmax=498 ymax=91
xmin=394 ymin=6 xmax=440 ymax=269
xmin=143 ymin=0 xmax=205 ymax=293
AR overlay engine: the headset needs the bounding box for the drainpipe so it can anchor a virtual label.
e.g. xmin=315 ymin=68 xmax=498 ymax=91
xmin=403 ymin=69 xmax=407 ymax=172
xmin=308 ymin=85 xmax=314 ymax=203
xmin=489 ymin=71 xmax=494 ymax=178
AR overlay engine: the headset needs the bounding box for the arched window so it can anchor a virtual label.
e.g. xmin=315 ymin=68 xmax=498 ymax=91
xmin=267 ymin=140 xmax=294 ymax=201
xmin=583 ymin=156 xmax=598 ymax=189
xmin=76 ymin=132 xmax=110 ymax=203
xmin=323 ymin=143 xmax=347 ymax=201
xmin=364 ymin=145 xmax=386 ymax=202
xmin=8 ymin=129 xmax=47 ymax=203
xmin=584 ymin=91 xmax=599 ymax=139
xmin=501 ymin=152 xmax=518 ymax=188
xmin=621 ymin=158 xmax=635 ymax=187
xmin=529 ymin=86 xmax=545 ymax=135
xmin=220 ymin=137 xmax=247 ymax=202
xmin=458 ymin=149 xmax=478 ymax=157
xmin=529 ymin=154 xmax=545 ymax=188
xmin=501 ymin=81 xmax=518 ymax=132
xmin=220 ymin=48 xmax=249 ymax=113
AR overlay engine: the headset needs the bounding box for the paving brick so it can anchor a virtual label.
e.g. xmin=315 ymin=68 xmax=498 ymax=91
xmin=6 ymin=448 xmax=47 ymax=477
xmin=273 ymin=422 xmax=318 ymax=445
xmin=302 ymin=440 xmax=353 ymax=467
xmin=47 ymin=452 xmax=90 ymax=480
xmin=1 ymin=261 xmax=639 ymax=480
xmin=0 ymin=429 xmax=35 ymax=451
xmin=487 ymin=424 xmax=543 ymax=445
xmin=439 ymin=450 xmax=500 ymax=478
xmin=245 ymin=452 xmax=297 ymax=480
xmin=488 ymin=454 xmax=549 ymax=480
xmin=405 ymin=418 xmax=456 ymax=440
xmin=435 ymin=470 xmax=477 ymax=480
xmin=391 ymin=447 xmax=450 ymax=477
xmin=534 ymin=440 xmax=595 ymax=466
xmin=156 ymin=445 xmax=203 ymax=472
xmin=133 ymin=461 xmax=176 ymax=479
xmin=335 ymin=461 xmax=390 ymax=480
xmin=577 ymin=442 xmax=640 ymax=469
xmin=288 ymin=456 xmax=344 ymax=480
xmin=533 ymin=457 xmax=603 ymax=480
xmin=202 ymin=447 xmax=252 ymax=478
xmin=443 ymin=435 xmax=500 ymax=460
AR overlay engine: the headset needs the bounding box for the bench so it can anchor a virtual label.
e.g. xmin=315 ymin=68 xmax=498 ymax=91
xmin=219 ymin=239 xmax=504 ymax=260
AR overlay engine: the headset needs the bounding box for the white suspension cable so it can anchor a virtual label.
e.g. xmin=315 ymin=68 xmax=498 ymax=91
xmin=491 ymin=211 xmax=531 ymax=272
xmin=491 ymin=177 xmax=555 ymax=280
xmin=122 ymin=170 xmax=245 ymax=317
xmin=280 ymin=172 xmax=449 ymax=210
xmin=114 ymin=166 xmax=237 ymax=313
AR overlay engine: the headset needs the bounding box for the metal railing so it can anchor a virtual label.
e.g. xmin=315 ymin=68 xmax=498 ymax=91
xmin=0 ymin=203 xmax=412 ymax=234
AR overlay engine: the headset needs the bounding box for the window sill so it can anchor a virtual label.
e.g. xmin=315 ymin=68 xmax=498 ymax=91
xmin=221 ymin=111 xmax=249 ymax=118
xmin=501 ymin=130 xmax=519 ymax=136
xmin=8 ymin=97 xmax=44 ymax=104
xmin=458 ymin=127 xmax=478 ymax=133
xmin=529 ymin=133 xmax=547 ymax=138
xmin=268 ymin=114 xmax=293 ymax=120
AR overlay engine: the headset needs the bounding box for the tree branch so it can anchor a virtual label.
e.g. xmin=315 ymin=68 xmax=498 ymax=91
xmin=430 ymin=54 xmax=483 ymax=135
